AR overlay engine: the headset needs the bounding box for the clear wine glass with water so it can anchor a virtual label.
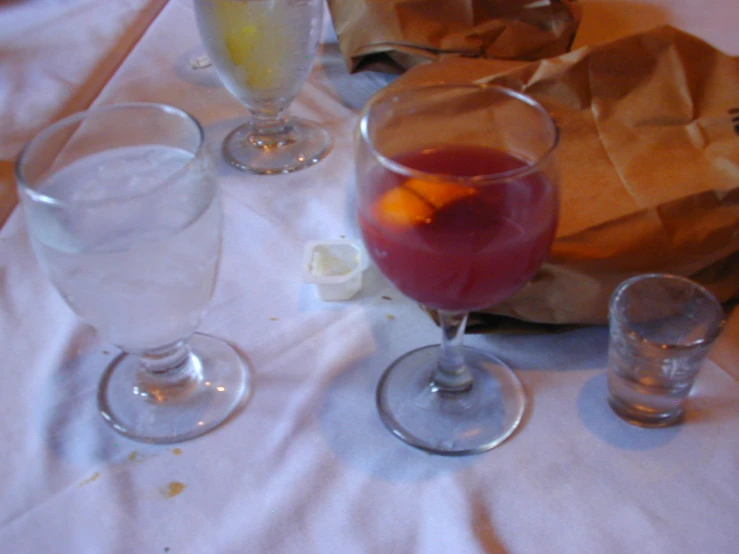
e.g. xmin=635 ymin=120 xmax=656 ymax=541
xmin=16 ymin=103 xmax=251 ymax=444
xmin=195 ymin=0 xmax=331 ymax=174
xmin=356 ymin=84 xmax=560 ymax=455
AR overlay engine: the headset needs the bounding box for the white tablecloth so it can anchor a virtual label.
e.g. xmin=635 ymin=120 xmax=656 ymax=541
xmin=0 ymin=0 xmax=169 ymax=224
xmin=1 ymin=1 xmax=738 ymax=552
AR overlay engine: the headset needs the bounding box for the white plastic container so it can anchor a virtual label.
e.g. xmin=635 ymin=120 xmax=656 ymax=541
xmin=302 ymin=240 xmax=368 ymax=301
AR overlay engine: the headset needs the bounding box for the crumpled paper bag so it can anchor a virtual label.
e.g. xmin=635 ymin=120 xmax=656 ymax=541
xmin=377 ymin=26 xmax=739 ymax=328
xmin=328 ymin=0 xmax=582 ymax=74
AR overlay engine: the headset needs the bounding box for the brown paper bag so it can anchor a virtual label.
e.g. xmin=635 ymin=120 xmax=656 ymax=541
xmin=377 ymin=26 xmax=739 ymax=328
xmin=327 ymin=0 xmax=582 ymax=74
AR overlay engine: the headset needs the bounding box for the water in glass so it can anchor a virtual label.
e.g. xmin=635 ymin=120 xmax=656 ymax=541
xmin=28 ymin=145 xmax=221 ymax=352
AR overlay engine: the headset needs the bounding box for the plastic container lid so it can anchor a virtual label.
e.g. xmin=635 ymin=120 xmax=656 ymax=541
xmin=302 ymin=240 xmax=368 ymax=301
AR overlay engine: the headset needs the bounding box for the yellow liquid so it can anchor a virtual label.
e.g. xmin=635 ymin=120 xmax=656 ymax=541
xmin=213 ymin=0 xmax=292 ymax=91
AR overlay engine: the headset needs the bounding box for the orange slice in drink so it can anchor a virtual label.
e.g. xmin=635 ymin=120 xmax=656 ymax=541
xmin=404 ymin=178 xmax=477 ymax=209
xmin=374 ymin=178 xmax=478 ymax=228
xmin=374 ymin=187 xmax=434 ymax=228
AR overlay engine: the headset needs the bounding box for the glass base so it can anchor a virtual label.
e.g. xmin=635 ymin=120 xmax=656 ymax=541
xmin=223 ymin=117 xmax=331 ymax=174
xmin=98 ymin=333 xmax=252 ymax=444
xmin=607 ymin=394 xmax=685 ymax=427
xmin=376 ymin=345 xmax=526 ymax=456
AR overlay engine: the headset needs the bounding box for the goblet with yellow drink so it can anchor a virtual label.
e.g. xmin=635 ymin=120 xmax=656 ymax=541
xmin=195 ymin=0 xmax=331 ymax=174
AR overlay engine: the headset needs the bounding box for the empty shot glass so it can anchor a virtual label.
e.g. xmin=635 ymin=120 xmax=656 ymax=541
xmin=607 ymin=273 xmax=725 ymax=427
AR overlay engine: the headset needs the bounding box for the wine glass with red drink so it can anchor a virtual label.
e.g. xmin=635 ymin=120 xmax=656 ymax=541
xmin=356 ymin=84 xmax=560 ymax=455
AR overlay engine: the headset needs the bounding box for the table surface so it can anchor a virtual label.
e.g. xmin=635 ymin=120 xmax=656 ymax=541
xmin=1 ymin=1 xmax=738 ymax=553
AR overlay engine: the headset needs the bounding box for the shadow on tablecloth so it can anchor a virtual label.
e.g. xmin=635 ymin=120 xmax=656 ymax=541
xmin=317 ymin=353 xmax=481 ymax=481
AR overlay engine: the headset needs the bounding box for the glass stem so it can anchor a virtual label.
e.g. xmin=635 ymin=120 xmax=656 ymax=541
xmin=248 ymin=112 xmax=295 ymax=148
xmin=135 ymin=341 xmax=201 ymax=402
xmin=432 ymin=310 xmax=473 ymax=393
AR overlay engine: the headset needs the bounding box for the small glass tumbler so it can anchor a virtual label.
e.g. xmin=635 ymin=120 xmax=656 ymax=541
xmin=607 ymin=273 xmax=725 ymax=427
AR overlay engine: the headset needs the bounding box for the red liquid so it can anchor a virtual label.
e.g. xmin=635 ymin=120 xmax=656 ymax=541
xmin=358 ymin=146 xmax=558 ymax=312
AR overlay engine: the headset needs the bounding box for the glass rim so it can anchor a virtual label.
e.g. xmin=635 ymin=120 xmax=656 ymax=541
xmin=15 ymin=102 xmax=206 ymax=209
xmin=358 ymin=83 xmax=560 ymax=184
xmin=609 ymin=273 xmax=725 ymax=349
